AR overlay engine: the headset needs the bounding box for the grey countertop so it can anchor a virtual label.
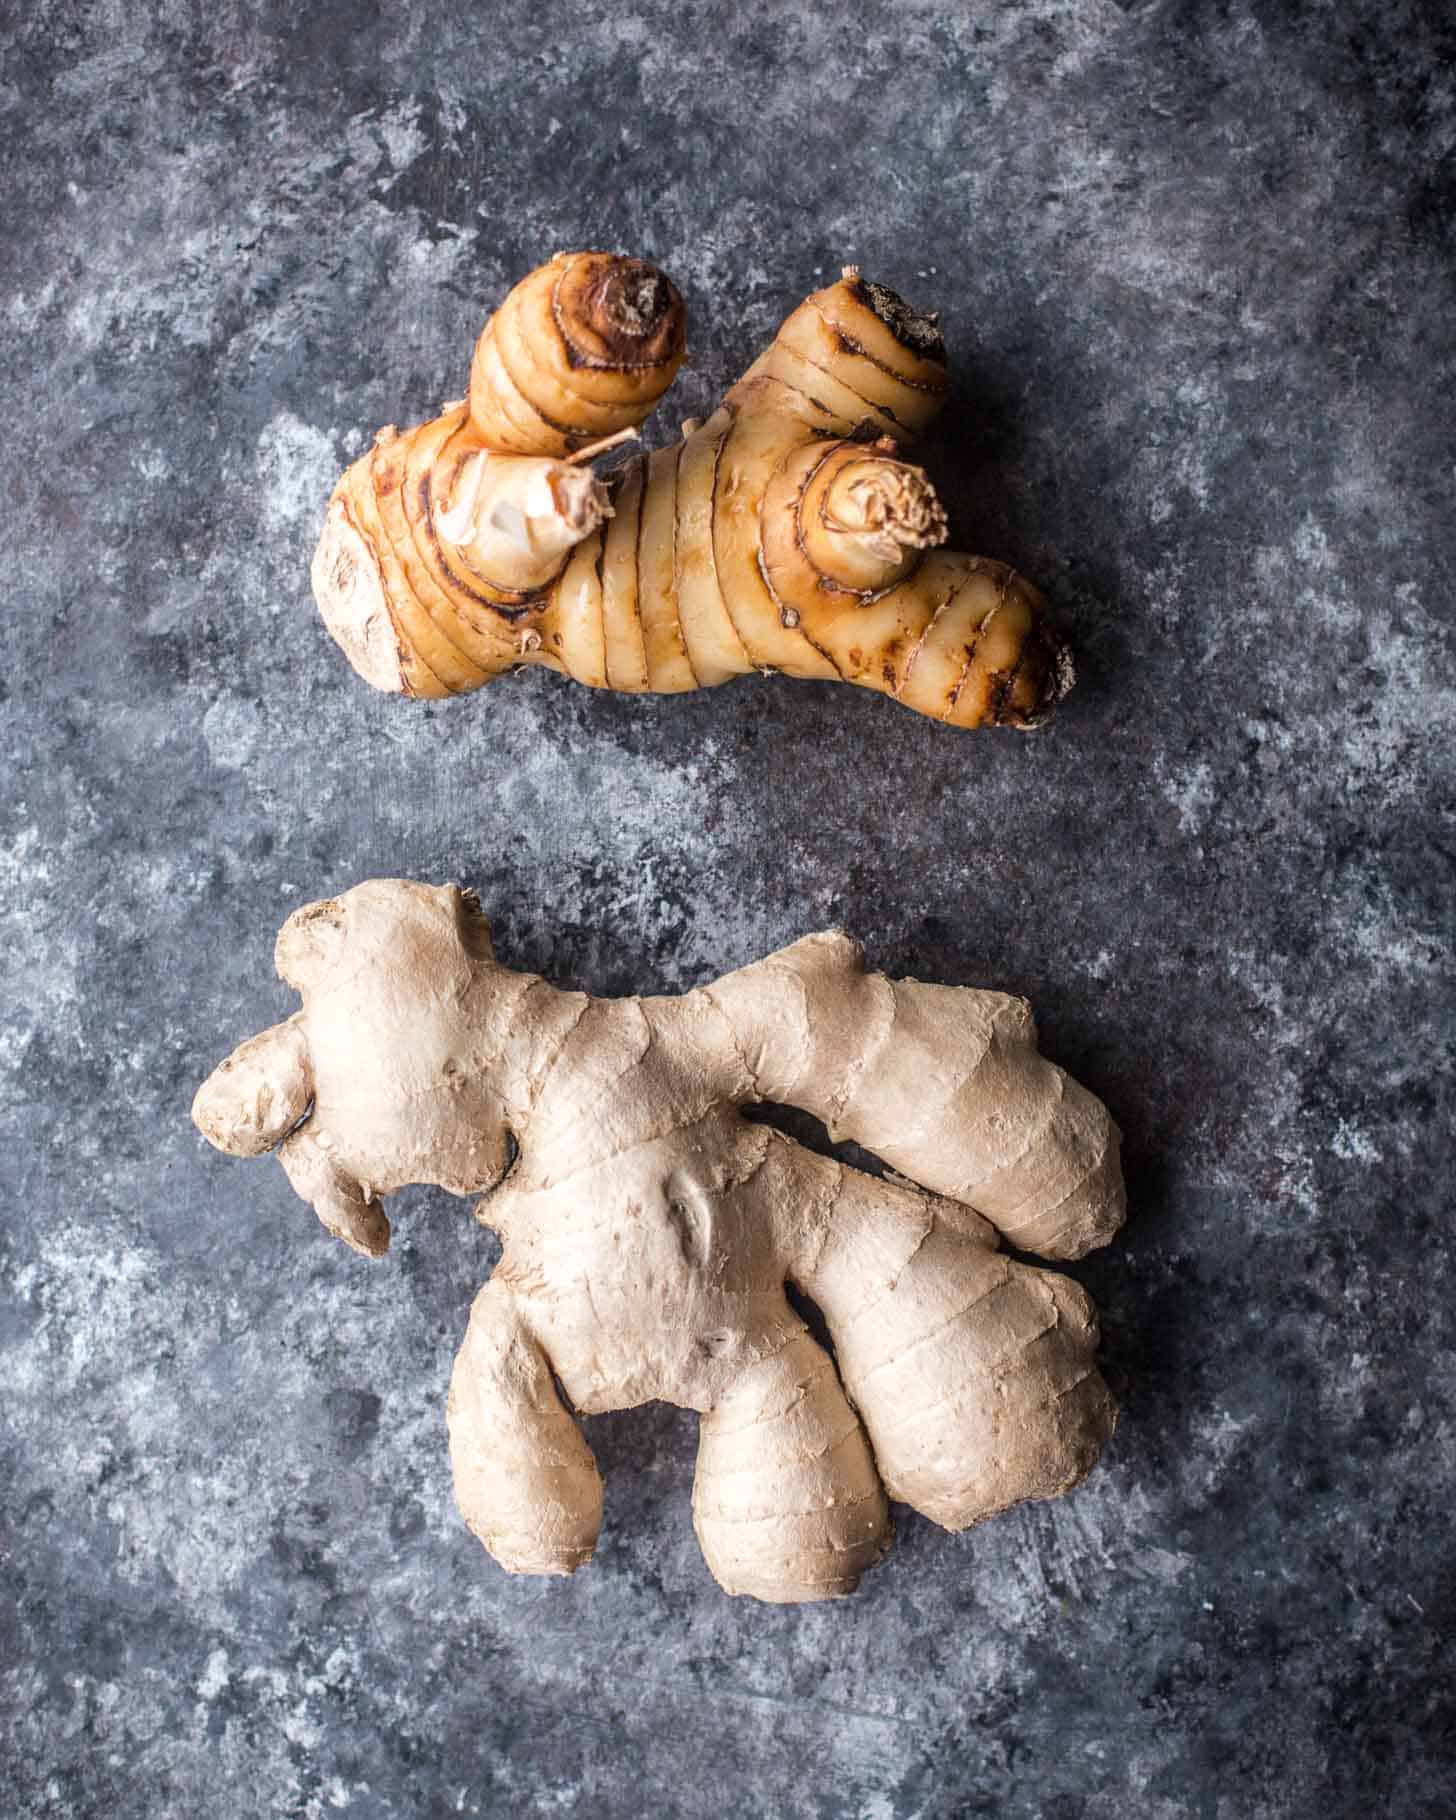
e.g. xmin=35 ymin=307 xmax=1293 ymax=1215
xmin=3 ymin=3 xmax=1453 ymax=1816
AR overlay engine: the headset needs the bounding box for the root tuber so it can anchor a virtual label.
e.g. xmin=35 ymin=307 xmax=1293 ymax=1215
xmin=468 ymin=250 xmax=688 ymax=458
xmin=195 ymin=881 xmax=1127 ymax=1602
xmin=313 ymin=257 xmax=1073 ymax=728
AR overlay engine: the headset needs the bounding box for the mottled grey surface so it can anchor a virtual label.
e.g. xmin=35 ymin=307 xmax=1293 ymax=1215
xmin=3 ymin=1 xmax=1453 ymax=1814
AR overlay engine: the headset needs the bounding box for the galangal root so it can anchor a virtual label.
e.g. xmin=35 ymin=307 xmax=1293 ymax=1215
xmin=314 ymin=253 xmax=1072 ymax=729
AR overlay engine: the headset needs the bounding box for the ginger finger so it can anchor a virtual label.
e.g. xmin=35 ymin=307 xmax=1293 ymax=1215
xmin=448 ymin=1281 xmax=604 ymax=1576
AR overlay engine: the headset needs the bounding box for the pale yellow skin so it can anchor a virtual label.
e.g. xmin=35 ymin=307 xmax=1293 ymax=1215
xmin=312 ymin=259 xmax=1072 ymax=728
xmin=194 ymin=881 xmax=1125 ymax=1603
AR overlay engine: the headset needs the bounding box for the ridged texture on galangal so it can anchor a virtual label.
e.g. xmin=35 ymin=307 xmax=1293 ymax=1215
xmin=468 ymin=250 xmax=687 ymax=458
xmin=311 ymin=262 xmax=1074 ymax=728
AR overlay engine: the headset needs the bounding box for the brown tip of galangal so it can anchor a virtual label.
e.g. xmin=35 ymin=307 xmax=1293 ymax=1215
xmin=998 ymin=619 xmax=1078 ymax=730
xmin=844 ymin=271 xmax=947 ymax=365
xmin=556 ymin=254 xmax=686 ymax=372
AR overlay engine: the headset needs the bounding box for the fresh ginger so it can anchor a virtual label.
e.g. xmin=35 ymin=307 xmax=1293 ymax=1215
xmin=194 ymin=880 xmax=1125 ymax=1602
xmin=313 ymin=255 xmax=1072 ymax=728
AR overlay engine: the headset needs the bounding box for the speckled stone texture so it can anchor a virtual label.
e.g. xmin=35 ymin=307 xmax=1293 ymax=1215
xmin=3 ymin=2 xmax=1453 ymax=1814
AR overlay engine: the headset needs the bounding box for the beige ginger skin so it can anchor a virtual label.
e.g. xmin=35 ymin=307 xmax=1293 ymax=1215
xmin=313 ymin=253 xmax=1071 ymax=729
xmin=194 ymin=880 xmax=1126 ymax=1602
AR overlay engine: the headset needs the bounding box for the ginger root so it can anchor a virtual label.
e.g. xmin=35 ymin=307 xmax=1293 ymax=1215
xmin=195 ymin=880 xmax=1126 ymax=1603
xmin=313 ymin=257 xmax=1073 ymax=728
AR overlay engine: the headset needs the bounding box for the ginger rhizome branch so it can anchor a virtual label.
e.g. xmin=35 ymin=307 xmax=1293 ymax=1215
xmin=194 ymin=880 xmax=1127 ymax=1603
xmin=313 ymin=257 xmax=1073 ymax=729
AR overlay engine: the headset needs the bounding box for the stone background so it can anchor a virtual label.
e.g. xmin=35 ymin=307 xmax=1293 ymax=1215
xmin=3 ymin=2 xmax=1452 ymax=1815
